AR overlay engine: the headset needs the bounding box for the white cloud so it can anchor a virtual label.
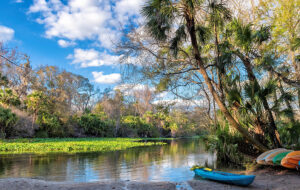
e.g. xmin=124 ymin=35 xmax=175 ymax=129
xmin=0 ymin=25 xmax=14 ymax=42
xmin=28 ymin=0 xmax=144 ymax=49
xmin=29 ymin=0 xmax=50 ymax=12
xmin=15 ymin=0 xmax=24 ymax=3
xmin=92 ymin=72 xmax=121 ymax=84
xmin=115 ymin=0 xmax=144 ymax=23
xmin=156 ymin=91 xmax=168 ymax=99
xmin=57 ymin=39 xmax=76 ymax=47
xmin=68 ymin=48 xmax=120 ymax=67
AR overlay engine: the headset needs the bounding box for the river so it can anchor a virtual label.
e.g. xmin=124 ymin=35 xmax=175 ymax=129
xmin=0 ymin=139 xmax=216 ymax=182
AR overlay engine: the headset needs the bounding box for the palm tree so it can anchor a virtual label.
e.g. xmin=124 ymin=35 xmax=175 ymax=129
xmin=142 ymin=0 xmax=268 ymax=151
xmin=228 ymin=19 xmax=282 ymax=147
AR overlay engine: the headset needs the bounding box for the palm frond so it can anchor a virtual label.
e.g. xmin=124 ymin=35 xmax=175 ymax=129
xmin=253 ymin=26 xmax=271 ymax=45
xmin=291 ymin=37 xmax=300 ymax=51
xmin=230 ymin=19 xmax=253 ymax=52
xmin=141 ymin=0 xmax=176 ymax=41
xmin=195 ymin=25 xmax=211 ymax=44
xmin=170 ymin=25 xmax=187 ymax=57
xmin=208 ymin=1 xmax=232 ymax=29
xmin=260 ymin=79 xmax=277 ymax=98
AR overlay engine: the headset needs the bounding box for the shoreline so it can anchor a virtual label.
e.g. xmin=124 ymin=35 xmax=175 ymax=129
xmin=0 ymin=169 xmax=299 ymax=190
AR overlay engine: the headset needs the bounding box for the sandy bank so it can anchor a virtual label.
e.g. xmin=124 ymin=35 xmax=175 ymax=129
xmin=0 ymin=169 xmax=299 ymax=190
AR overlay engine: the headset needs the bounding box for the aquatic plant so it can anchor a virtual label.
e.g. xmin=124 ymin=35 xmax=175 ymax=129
xmin=0 ymin=138 xmax=166 ymax=154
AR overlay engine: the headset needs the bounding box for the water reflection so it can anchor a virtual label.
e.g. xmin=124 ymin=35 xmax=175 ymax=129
xmin=0 ymin=139 xmax=216 ymax=182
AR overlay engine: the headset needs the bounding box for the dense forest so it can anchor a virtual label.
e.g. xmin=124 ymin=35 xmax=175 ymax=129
xmin=0 ymin=42 xmax=209 ymax=139
xmin=0 ymin=0 xmax=299 ymax=163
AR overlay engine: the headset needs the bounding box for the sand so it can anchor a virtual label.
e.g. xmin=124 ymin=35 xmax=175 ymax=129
xmin=0 ymin=168 xmax=299 ymax=190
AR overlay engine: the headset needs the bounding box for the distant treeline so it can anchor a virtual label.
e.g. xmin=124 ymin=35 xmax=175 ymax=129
xmin=0 ymin=44 xmax=210 ymax=138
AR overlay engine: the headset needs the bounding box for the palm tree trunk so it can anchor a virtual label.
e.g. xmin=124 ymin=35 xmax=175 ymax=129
xmin=185 ymin=15 xmax=268 ymax=152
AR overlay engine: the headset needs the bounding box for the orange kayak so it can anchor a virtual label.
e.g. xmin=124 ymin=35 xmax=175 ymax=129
xmin=281 ymin=151 xmax=300 ymax=169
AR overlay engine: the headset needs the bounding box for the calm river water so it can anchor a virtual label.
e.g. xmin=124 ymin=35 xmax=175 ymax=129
xmin=0 ymin=139 xmax=216 ymax=182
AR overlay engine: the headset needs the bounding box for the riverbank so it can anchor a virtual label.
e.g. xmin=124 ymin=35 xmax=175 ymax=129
xmin=0 ymin=168 xmax=299 ymax=190
xmin=0 ymin=138 xmax=166 ymax=154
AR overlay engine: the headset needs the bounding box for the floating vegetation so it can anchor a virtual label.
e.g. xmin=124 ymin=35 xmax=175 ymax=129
xmin=0 ymin=138 xmax=166 ymax=154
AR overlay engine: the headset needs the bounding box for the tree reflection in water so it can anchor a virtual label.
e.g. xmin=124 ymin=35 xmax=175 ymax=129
xmin=0 ymin=139 xmax=216 ymax=182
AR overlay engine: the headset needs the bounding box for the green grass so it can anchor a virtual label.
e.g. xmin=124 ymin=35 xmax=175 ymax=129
xmin=0 ymin=138 xmax=166 ymax=154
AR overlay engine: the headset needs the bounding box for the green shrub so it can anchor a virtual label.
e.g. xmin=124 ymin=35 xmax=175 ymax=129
xmin=204 ymin=123 xmax=246 ymax=165
xmin=0 ymin=89 xmax=21 ymax=107
xmin=277 ymin=121 xmax=300 ymax=148
xmin=121 ymin=116 xmax=160 ymax=138
xmin=35 ymin=130 xmax=49 ymax=138
xmin=0 ymin=107 xmax=18 ymax=138
xmin=77 ymin=113 xmax=114 ymax=137
xmin=36 ymin=112 xmax=65 ymax=137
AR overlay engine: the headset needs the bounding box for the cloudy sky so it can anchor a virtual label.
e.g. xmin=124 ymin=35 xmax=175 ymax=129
xmin=0 ymin=0 xmax=144 ymax=89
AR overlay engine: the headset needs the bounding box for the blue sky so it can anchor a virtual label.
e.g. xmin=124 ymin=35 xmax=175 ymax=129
xmin=0 ymin=0 xmax=207 ymax=106
xmin=0 ymin=0 xmax=144 ymax=89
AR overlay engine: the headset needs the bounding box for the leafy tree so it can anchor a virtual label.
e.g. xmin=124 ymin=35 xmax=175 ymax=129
xmin=77 ymin=113 xmax=114 ymax=137
xmin=25 ymin=91 xmax=51 ymax=127
xmin=98 ymin=90 xmax=124 ymax=137
xmin=0 ymin=107 xmax=18 ymax=138
xmin=0 ymin=89 xmax=21 ymax=107
xmin=225 ymin=19 xmax=282 ymax=147
xmin=256 ymin=0 xmax=300 ymax=106
xmin=36 ymin=112 xmax=64 ymax=137
xmin=141 ymin=0 xmax=268 ymax=151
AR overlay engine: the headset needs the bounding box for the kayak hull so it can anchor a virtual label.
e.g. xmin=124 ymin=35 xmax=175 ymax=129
xmin=272 ymin=151 xmax=292 ymax=165
xmin=256 ymin=148 xmax=286 ymax=165
xmin=265 ymin=149 xmax=291 ymax=165
xmin=281 ymin=151 xmax=300 ymax=169
xmin=194 ymin=169 xmax=255 ymax=186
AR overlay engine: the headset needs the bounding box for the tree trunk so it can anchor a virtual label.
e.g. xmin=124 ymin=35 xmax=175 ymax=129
xmin=184 ymin=14 xmax=268 ymax=152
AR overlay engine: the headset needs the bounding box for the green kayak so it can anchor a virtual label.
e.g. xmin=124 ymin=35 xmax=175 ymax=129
xmin=272 ymin=151 xmax=292 ymax=165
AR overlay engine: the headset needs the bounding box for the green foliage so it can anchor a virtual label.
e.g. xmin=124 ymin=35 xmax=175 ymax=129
xmin=208 ymin=1 xmax=232 ymax=30
xmin=0 ymin=73 xmax=8 ymax=87
xmin=25 ymin=91 xmax=51 ymax=115
xmin=253 ymin=26 xmax=271 ymax=45
xmin=204 ymin=123 xmax=245 ymax=165
xmin=141 ymin=0 xmax=176 ymax=41
xmin=0 ymin=107 xmax=18 ymax=138
xmin=196 ymin=25 xmax=211 ymax=45
xmin=0 ymin=89 xmax=21 ymax=107
xmin=36 ymin=112 xmax=65 ymax=137
xmin=156 ymin=77 xmax=171 ymax=92
xmin=229 ymin=19 xmax=253 ymax=52
xmin=120 ymin=115 xmax=160 ymax=138
xmin=0 ymin=138 xmax=166 ymax=154
xmin=170 ymin=25 xmax=187 ymax=57
xmin=77 ymin=113 xmax=114 ymax=137
xmin=277 ymin=121 xmax=300 ymax=147
xmin=35 ymin=130 xmax=49 ymax=138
